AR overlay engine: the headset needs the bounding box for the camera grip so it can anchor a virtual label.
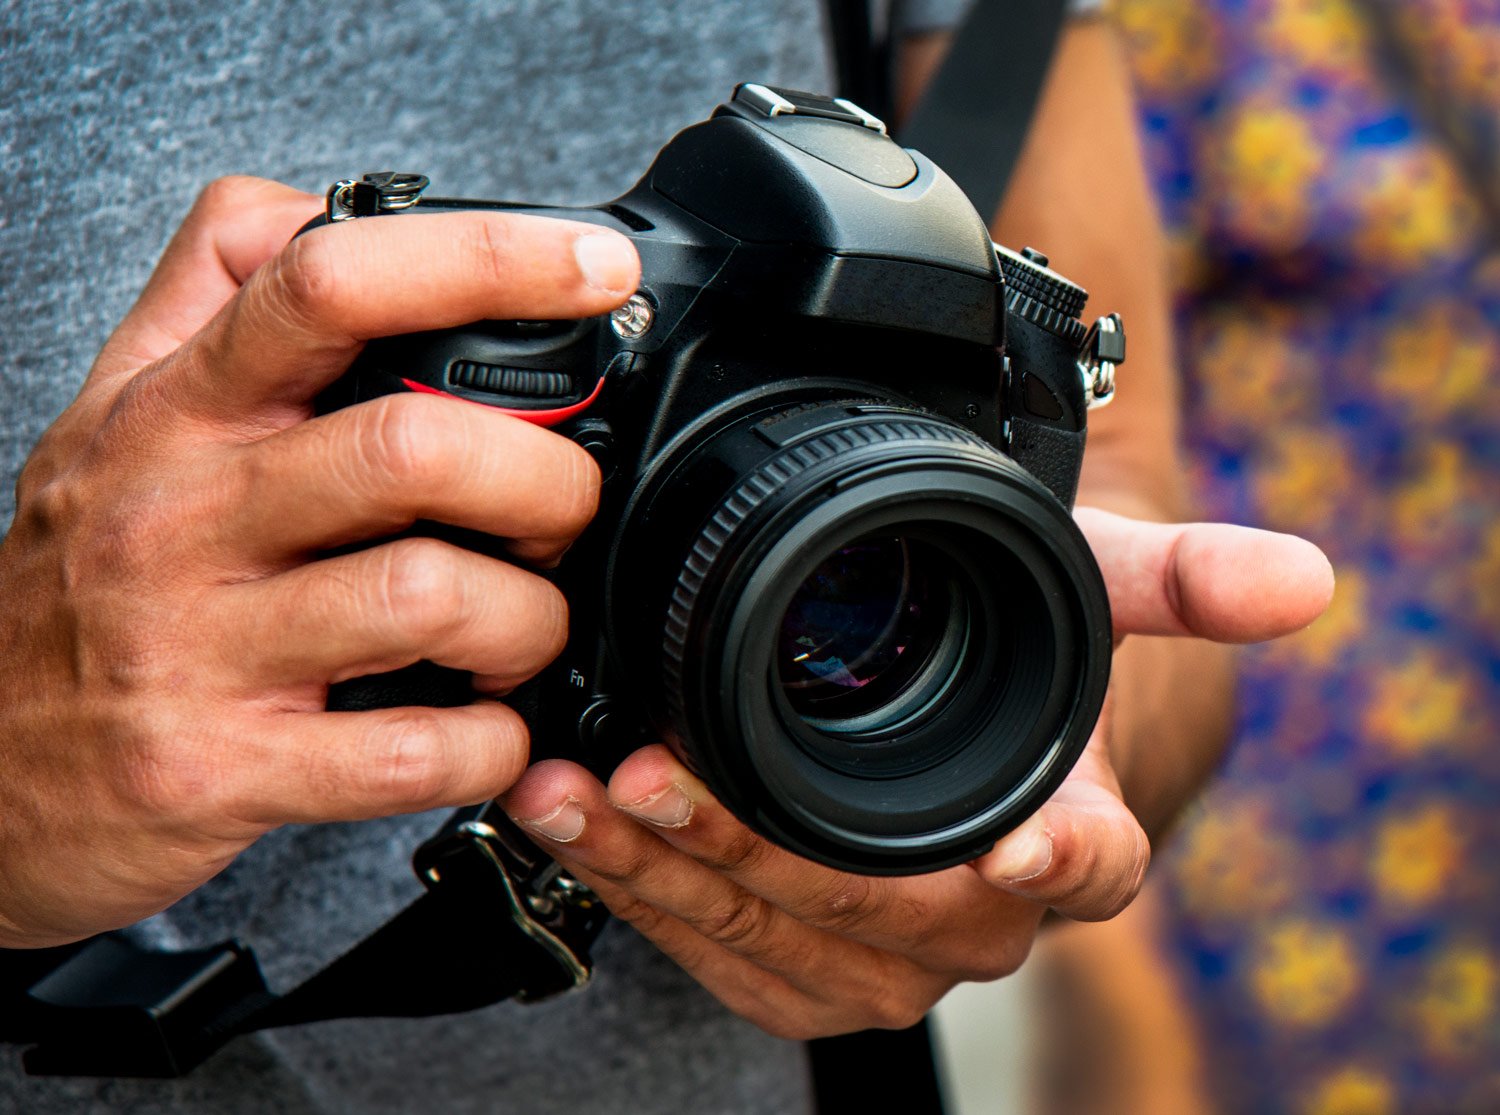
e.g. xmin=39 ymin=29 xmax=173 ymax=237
xmin=327 ymin=661 xmax=477 ymax=712
xmin=1008 ymin=418 xmax=1084 ymax=509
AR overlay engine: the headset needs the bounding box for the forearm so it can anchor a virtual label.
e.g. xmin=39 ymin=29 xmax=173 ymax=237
xmin=1107 ymin=634 xmax=1235 ymax=839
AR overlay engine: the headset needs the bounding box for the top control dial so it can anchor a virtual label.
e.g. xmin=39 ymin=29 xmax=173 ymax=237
xmin=996 ymin=244 xmax=1089 ymax=346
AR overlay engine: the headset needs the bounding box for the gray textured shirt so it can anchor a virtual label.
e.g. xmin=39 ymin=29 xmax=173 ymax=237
xmin=0 ymin=1 xmax=1088 ymax=1111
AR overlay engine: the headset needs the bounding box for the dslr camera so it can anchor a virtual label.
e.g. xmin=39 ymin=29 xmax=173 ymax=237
xmin=319 ymin=85 xmax=1123 ymax=875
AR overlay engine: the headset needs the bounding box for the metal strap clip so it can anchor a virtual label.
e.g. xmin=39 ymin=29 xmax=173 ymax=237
xmin=412 ymin=806 xmax=605 ymax=1001
xmin=325 ymin=171 xmax=430 ymax=222
xmin=733 ymin=83 xmax=887 ymax=134
xmin=1077 ymin=312 xmax=1125 ymax=409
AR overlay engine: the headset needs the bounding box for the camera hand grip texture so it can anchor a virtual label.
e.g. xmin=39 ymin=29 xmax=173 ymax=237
xmin=326 ymin=661 xmax=476 ymax=712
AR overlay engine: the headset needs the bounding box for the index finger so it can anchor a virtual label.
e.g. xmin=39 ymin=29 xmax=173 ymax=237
xmin=143 ymin=209 xmax=640 ymax=428
xmin=601 ymin=745 xmax=1025 ymax=967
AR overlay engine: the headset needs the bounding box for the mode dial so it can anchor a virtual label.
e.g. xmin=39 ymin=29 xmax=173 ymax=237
xmin=996 ymin=244 xmax=1089 ymax=345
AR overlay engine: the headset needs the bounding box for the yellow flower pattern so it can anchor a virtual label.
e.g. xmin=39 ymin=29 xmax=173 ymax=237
xmin=1370 ymin=805 xmax=1464 ymax=906
xmin=1117 ymin=0 xmax=1500 ymax=1109
xmin=1172 ymin=801 xmax=1301 ymax=922
xmin=1251 ymin=920 xmax=1363 ymax=1027
xmin=1263 ymin=0 xmax=1373 ymax=79
xmin=1215 ymin=105 xmax=1328 ymax=251
xmin=1374 ymin=303 xmax=1494 ymax=421
xmin=1353 ymin=146 xmax=1479 ymax=270
xmin=1361 ymin=647 xmax=1481 ymax=756
xmin=1415 ymin=945 xmax=1497 ymax=1060
xmin=1252 ymin=427 xmax=1358 ymax=536
xmin=1302 ymin=1067 xmax=1396 ymax=1115
xmin=1114 ymin=0 xmax=1222 ymax=95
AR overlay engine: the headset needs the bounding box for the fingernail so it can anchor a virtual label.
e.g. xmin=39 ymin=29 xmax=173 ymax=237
xmin=991 ymin=814 xmax=1052 ymax=883
xmin=521 ymin=797 xmax=586 ymax=843
xmin=574 ymin=232 xmax=637 ymax=295
xmin=617 ymin=783 xmax=694 ymax=829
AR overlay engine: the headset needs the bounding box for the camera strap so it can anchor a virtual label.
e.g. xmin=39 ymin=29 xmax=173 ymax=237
xmin=0 ymin=802 xmax=608 ymax=1077
xmin=4 ymin=0 xmax=1074 ymax=1085
xmin=827 ymin=0 xmax=1072 ymax=222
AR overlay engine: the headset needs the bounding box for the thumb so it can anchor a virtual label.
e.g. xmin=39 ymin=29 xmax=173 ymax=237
xmin=971 ymin=736 xmax=1150 ymax=922
xmin=1075 ymin=507 xmax=1336 ymax=644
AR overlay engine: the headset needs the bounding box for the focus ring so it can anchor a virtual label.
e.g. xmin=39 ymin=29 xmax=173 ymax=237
xmin=660 ymin=414 xmax=991 ymax=730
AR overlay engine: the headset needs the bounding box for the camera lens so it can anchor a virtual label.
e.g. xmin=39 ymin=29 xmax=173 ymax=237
xmin=611 ymin=401 xmax=1112 ymax=875
xmin=777 ymin=536 xmax=966 ymax=746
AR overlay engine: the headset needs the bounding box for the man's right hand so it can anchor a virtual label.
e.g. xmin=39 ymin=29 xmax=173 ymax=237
xmin=0 ymin=176 xmax=641 ymax=948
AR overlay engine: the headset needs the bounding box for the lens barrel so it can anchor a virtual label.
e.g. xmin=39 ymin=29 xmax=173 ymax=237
xmin=610 ymin=400 xmax=1111 ymax=875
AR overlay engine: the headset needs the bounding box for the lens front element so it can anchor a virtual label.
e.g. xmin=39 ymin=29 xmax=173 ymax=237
xmin=777 ymin=535 xmax=969 ymax=747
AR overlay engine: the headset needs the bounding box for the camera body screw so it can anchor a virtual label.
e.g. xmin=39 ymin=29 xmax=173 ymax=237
xmin=610 ymin=294 xmax=655 ymax=339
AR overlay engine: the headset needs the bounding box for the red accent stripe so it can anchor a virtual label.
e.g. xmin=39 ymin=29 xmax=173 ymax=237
xmin=400 ymin=375 xmax=606 ymax=427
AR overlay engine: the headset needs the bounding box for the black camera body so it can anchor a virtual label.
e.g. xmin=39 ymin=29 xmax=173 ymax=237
xmin=319 ymin=86 xmax=1120 ymax=875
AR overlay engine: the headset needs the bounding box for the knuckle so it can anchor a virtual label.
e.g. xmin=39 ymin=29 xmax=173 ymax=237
xmin=1042 ymin=822 xmax=1091 ymax=888
xmin=359 ymin=395 xmax=450 ymax=494
xmin=553 ymin=440 xmax=602 ymax=537
xmin=194 ymin=175 xmax=263 ymax=221
xmin=21 ymin=472 xmax=81 ymax=535
xmin=1095 ymin=827 xmax=1151 ymax=921
xmin=14 ymin=431 xmax=70 ymax=510
xmin=707 ymin=828 xmax=774 ymax=877
xmin=17 ymin=429 xmax=188 ymax=570
xmin=471 ymin=216 xmax=519 ymax=290
xmin=522 ymin=580 xmax=570 ymax=667
xmin=600 ymin=890 xmax=669 ymax=938
xmin=484 ymin=707 xmax=531 ymax=788
xmin=862 ymin=986 xmax=931 ymax=1032
xmin=361 ymin=711 xmax=453 ymax=808
xmin=698 ymin=891 xmax=778 ymax=951
xmin=1050 ymin=818 xmax=1151 ymax=922
xmin=269 ymin=231 xmax=344 ymax=329
xmin=590 ymin=839 xmax=662 ymax=890
xmin=811 ymin=874 xmax=876 ymax=932
xmin=376 ymin=539 xmax=466 ymax=643
xmin=218 ymin=444 xmax=274 ymax=529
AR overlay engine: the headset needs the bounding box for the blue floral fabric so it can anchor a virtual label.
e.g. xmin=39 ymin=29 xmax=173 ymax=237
xmin=1115 ymin=1 xmax=1500 ymax=1111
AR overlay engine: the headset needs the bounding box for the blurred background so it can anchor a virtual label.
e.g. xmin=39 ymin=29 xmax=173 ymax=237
xmin=935 ymin=1 xmax=1500 ymax=1112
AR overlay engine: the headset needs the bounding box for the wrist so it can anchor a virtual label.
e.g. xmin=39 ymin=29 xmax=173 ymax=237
xmin=1107 ymin=635 xmax=1236 ymax=839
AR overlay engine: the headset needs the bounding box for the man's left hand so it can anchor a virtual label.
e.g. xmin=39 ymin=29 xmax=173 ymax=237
xmin=501 ymin=509 xmax=1333 ymax=1038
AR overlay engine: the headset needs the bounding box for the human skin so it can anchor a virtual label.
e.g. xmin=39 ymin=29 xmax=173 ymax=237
xmin=0 ymin=22 xmax=1331 ymax=1039
xmin=0 ymin=179 xmax=640 ymax=946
